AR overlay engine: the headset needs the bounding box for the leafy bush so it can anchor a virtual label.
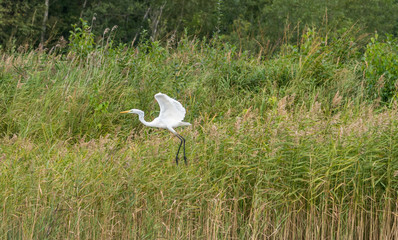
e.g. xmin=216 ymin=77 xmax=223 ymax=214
xmin=363 ymin=34 xmax=398 ymax=102
xmin=68 ymin=19 xmax=95 ymax=57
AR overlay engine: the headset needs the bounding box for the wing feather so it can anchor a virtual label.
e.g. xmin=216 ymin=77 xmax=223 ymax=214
xmin=155 ymin=93 xmax=186 ymax=123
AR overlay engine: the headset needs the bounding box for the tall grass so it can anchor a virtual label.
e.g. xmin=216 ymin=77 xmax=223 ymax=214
xmin=0 ymin=27 xmax=397 ymax=239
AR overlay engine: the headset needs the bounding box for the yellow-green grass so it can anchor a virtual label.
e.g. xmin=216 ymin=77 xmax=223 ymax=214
xmin=1 ymin=33 xmax=397 ymax=239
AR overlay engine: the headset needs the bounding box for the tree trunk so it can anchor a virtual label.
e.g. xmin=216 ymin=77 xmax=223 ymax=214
xmin=150 ymin=2 xmax=166 ymax=41
xmin=80 ymin=0 xmax=88 ymax=19
xmin=132 ymin=7 xmax=150 ymax=45
xmin=41 ymin=0 xmax=49 ymax=45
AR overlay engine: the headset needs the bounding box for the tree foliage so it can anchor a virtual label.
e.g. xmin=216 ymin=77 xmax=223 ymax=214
xmin=0 ymin=0 xmax=398 ymax=50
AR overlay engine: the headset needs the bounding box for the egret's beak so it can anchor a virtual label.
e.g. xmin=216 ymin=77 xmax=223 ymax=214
xmin=120 ymin=110 xmax=130 ymax=114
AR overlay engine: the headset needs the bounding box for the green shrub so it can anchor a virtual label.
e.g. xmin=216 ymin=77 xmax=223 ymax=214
xmin=363 ymin=34 xmax=398 ymax=102
xmin=68 ymin=19 xmax=95 ymax=57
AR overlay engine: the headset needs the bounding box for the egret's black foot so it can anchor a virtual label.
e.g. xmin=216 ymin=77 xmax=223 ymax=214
xmin=175 ymin=156 xmax=179 ymax=165
xmin=183 ymin=156 xmax=187 ymax=165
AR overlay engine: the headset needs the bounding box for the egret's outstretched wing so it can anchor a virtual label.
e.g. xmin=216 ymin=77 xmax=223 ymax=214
xmin=155 ymin=93 xmax=186 ymax=122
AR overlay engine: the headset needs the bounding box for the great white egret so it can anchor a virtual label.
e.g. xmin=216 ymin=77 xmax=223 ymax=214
xmin=121 ymin=93 xmax=191 ymax=165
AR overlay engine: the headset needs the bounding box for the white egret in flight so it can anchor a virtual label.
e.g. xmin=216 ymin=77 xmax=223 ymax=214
xmin=121 ymin=93 xmax=191 ymax=165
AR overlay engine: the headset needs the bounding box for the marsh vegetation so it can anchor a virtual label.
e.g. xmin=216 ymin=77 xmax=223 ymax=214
xmin=1 ymin=13 xmax=398 ymax=239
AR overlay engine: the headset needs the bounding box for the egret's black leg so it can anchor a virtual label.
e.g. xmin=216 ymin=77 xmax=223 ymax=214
xmin=175 ymin=135 xmax=183 ymax=165
xmin=177 ymin=134 xmax=187 ymax=165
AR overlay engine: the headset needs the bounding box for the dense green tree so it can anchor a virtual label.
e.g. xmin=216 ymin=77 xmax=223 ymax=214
xmin=0 ymin=0 xmax=43 ymax=48
xmin=82 ymin=0 xmax=150 ymax=43
xmin=0 ymin=0 xmax=397 ymax=50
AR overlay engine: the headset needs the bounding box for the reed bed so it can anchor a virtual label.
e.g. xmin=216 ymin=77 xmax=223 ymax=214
xmin=0 ymin=29 xmax=397 ymax=239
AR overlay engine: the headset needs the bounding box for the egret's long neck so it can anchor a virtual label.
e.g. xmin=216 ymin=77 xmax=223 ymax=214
xmin=136 ymin=110 xmax=156 ymax=127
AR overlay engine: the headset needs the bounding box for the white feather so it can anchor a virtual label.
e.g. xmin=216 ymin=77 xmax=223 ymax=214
xmin=155 ymin=92 xmax=187 ymax=123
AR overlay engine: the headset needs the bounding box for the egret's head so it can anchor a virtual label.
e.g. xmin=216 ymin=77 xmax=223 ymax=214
xmin=120 ymin=109 xmax=144 ymax=115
